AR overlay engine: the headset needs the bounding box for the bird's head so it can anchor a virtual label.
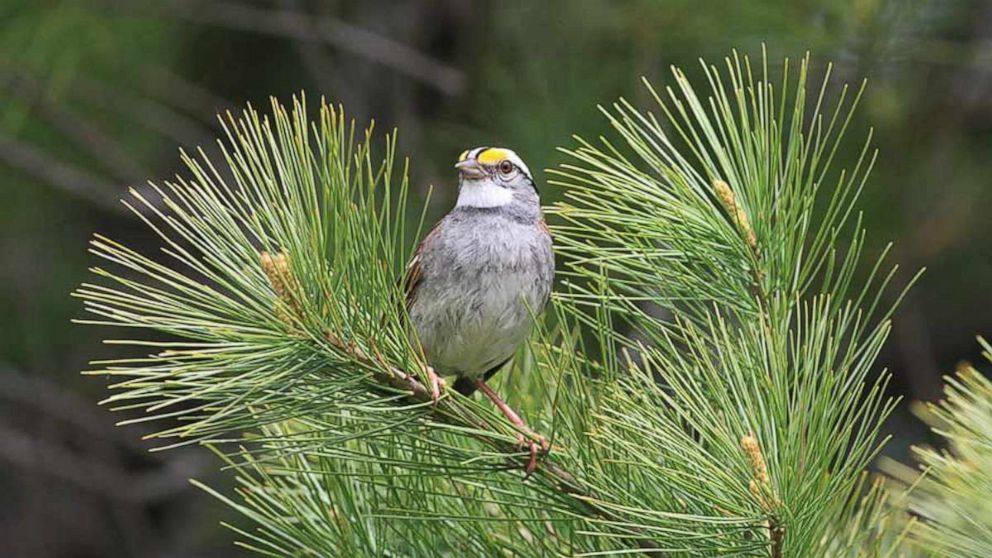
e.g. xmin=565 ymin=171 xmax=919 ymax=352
xmin=453 ymin=147 xmax=537 ymax=208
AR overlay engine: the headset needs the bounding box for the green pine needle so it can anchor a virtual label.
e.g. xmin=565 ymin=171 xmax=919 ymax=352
xmin=888 ymin=338 xmax=992 ymax=558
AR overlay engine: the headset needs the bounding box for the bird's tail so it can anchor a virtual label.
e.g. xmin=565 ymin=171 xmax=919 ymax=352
xmin=452 ymin=376 xmax=478 ymax=396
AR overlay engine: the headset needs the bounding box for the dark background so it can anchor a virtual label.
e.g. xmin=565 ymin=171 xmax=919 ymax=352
xmin=2 ymin=1 xmax=990 ymax=556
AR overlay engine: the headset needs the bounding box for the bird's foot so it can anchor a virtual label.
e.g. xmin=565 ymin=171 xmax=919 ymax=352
xmin=426 ymin=366 xmax=445 ymax=404
xmin=516 ymin=433 xmax=549 ymax=477
xmin=474 ymin=379 xmax=549 ymax=476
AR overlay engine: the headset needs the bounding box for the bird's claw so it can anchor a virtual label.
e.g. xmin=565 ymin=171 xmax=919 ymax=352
xmin=426 ymin=367 xmax=445 ymax=404
xmin=516 ymin=433 xmax=549 ymax=478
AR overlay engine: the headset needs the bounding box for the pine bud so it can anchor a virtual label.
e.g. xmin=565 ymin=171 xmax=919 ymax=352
xmin=260 ymin=250 xmax=303 ymax=322
xmin=741 ymin=434 xmax=780 ymax=511
xmin=713 ymin=179 xmax=758 ymax=252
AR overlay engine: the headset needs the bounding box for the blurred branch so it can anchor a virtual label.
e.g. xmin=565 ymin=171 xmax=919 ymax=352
xmin=1 ymin=72 xmax=150 ymax=184
xmin=0 ymin=70 xmax=217 ymax=216
xmin=0 ymin=421 xmax=207 ymax=503
xmin=0 ymin=367 xmax=210 ymax=503
xmin=72 ymin=76 xmax=216 ymax=148
xmin=162 ymin=0 xmax=465 ymax=95
xmin=278 ymin=0 xmax=362 ymax=114
xmin=0 ymin=366 xmax=214 ymax=556
xmin=0 ymin=131 xmax=125 ymax=214
xmin=141 ymin=67 xmax=234 ymax=117
xmin=0 ymin=368 xmax=159 ymax=454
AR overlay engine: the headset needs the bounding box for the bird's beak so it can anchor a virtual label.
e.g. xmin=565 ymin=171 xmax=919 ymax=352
xmin=455 ymin=159 xmax=487 ymax=179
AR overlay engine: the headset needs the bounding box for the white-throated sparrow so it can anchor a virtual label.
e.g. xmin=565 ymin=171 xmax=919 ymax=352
xmin=404 ymin=146 xmax=554 ymax=472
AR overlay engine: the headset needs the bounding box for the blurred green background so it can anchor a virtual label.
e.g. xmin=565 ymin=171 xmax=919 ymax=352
xmin=1 ymin=1 xmax=990 ymax=556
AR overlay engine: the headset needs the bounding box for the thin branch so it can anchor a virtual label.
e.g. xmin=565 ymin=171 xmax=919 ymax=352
xmin=321 ymin=331 xmax=667 ymax=555
xmin=0 ymin=421 xmax=207 ymax=503
xmin=321 ymin=331 xmax=589 ymax=498
xmin=0 ymin=131 xmax=125 ymax=214
xmin=72 ymin=75 xmax=217 ymax=148
xmin=162 ymin=0 xmax=465 ymax=95
xmin=141 ymin=67 xmax=235 ymax=117
xmin=1 ymin=71 xmax=150 ymax=184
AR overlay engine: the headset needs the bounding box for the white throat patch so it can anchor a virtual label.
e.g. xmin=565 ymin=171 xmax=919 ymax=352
xmin=456 ymin=180 xmax=513 ymax=208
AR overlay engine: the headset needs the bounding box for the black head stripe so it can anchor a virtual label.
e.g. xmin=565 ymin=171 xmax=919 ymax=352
xmin=470 ymin=146 xmax=489 ymax=160
xmin=526 ymin=174 xmax=538 ymax=193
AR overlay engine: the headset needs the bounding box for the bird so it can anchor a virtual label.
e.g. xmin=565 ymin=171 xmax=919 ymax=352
xmin=403 ymin=146 xmax=554 ymax=473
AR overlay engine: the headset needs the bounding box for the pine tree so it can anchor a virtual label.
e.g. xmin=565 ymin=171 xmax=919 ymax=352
xmin=76 ymin=50 xmax=920 ymax=556
xmin=884 ymin=338 xmax=992 ymax=558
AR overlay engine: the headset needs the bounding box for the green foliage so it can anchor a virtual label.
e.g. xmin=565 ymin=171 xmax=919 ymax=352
xmin=818 ymin=474 xmax=912 ymax=558
xmin=896 ymin=339 xmax=992 ymax=558
xmin=548 ymin=49 xmax=918 ymax=556
xmin=74 ymin=97 xmax=599 ymax=555
xmin=77 ymin=51 xmax=917 ymax=556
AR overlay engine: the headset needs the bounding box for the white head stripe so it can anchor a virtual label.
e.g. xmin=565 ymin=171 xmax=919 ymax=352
xmin=501 ymin=150 xmax=532 ymax=179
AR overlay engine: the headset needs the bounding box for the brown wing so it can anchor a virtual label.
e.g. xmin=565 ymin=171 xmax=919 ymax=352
xmin=400 ymin=219 xmax=443 ymax=310
xmin=537 ymin=217 xmax=551 ymax=238
xmin=401 ymin=254 xmax=424 ymax=311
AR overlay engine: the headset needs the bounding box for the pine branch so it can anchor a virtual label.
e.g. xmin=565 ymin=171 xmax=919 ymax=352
xmin=76 ymin=49 xmax=921 ymax=556
xmin=548 ymin=48 xmax=919 ymax=555
xmin=76 ymin=95 xmax=712 ymax=555
xmin=885 ymin=338 xmax=992 ymax=558
xmin=253 ymin=248 xmax=582 ymax=494
xmin=258 ymin=249 xmax=666 ymax=553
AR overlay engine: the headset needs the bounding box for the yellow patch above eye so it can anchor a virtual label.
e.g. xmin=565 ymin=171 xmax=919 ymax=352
xmin=476 ymin=148 xmax=511 ymax=165
xmin=458 ymin=150 xmax=470 ymax=162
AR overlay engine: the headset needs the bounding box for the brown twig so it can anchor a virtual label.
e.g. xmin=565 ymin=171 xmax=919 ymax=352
xmin=321 ymin=329 xmax=671 ymax=553
xmin=714 ymin=184 xmax=784 ymax=555
xmin=741 ymin=435 xmax=784 ymax=556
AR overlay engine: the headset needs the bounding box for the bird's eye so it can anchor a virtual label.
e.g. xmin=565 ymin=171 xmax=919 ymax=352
xmin=498 ymin=160 xmax=514 ymax=174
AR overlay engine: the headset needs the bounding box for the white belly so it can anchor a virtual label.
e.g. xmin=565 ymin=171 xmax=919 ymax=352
xmin=411 ymin=269 xmax=542 ymax=378
xmin=406 ymin=207 xmax=554 ymax=378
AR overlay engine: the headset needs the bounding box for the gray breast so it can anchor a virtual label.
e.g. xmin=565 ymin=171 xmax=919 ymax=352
xmin=408 ymin=207 xmax=554 ymax=378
